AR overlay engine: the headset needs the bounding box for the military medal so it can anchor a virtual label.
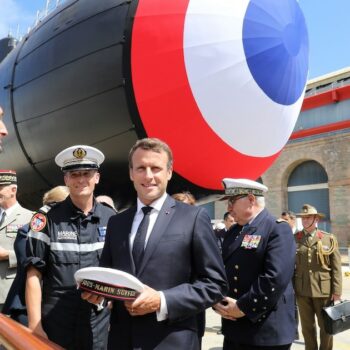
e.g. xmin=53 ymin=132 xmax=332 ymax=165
xmin=241 ymin=234 xmax=261 ymax=249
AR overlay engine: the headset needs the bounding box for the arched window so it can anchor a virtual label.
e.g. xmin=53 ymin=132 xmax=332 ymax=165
xmin=287 ymin=161 xmax=330 ymax=231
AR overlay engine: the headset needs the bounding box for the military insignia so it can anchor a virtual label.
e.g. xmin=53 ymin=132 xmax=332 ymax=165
xmin=98 ymin=226 xmax=107 ymax=242
xmin=73 ymin=147 xmax=87 ymax=159
xmin=6 ymin=224 xmax=23 ymax=233
xmin=317 ymin=231 xmax=324 ymax=239
xmin=241 ymin=234 xmax=261 ymax=249
xmin=295 ymin=232 xmax=303 ymax=240
xmin=30 ymin=213 xmax=47 ymax=232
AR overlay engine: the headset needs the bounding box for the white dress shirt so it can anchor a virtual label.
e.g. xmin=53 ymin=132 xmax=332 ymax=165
xmin=129 ymin=192 xmax=168 ymax=321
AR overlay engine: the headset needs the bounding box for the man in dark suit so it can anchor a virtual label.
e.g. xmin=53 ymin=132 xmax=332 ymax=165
xmin=213 ymin=178 xmax=296 ymax=350
xmin=84 ymin=138 xmax=227 ymax=350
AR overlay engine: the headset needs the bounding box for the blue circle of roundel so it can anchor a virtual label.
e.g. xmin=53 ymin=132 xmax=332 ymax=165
xmin=243 ymin=0 xmax=309 ymax=105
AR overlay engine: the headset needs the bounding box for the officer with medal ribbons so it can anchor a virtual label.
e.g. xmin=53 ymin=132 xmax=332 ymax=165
xmin=25 ymin=145 xmax=116 ymax=349
xmin=214 ymin=178 xmax=296 ymax=350
xmin=294 ymin=204 xmax=342 ymax=350
xmin=0 ymin=170 xmax=33 ymax=311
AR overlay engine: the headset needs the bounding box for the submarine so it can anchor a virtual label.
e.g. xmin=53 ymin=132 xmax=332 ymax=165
xmin=0 ymin=0 xmax=309 ymax=209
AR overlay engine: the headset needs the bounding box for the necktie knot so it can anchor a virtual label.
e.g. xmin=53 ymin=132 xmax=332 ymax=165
xmin=142 ymin=206 xmax=153 ymax=216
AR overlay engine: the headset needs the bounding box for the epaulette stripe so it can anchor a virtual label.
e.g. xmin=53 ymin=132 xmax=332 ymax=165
xmin=38 ymin=205 xmax=52 ymax=214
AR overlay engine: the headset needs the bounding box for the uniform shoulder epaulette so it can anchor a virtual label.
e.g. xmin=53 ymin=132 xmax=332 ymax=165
xmin=276 ymin=218 xmax=288 ymax=224
xmin=37 ymin=201 xmax=60 ymax=214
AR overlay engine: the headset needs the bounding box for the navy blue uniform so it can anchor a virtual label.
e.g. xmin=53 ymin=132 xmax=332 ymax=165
xmin=3 ymin=223 xmax=30 ymax=325
xmin=221 ymin=209 xmax=296 ymax=348
xmin=26 ymin=197 xmax=115 ymax=350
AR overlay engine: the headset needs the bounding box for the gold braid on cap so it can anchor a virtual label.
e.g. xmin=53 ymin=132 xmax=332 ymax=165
xmin=316 ymin=233 xmax=338 ymax=271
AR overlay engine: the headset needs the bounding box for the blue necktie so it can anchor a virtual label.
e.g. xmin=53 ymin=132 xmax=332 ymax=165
xmin=0 ymin=211 xmax=6 ymax=227
xmin=132 ymin=206 xmax=153 ymax=273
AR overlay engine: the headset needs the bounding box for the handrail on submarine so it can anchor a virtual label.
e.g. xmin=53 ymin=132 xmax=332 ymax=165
xmin=0 ymin=314 xmax=63 ymax=350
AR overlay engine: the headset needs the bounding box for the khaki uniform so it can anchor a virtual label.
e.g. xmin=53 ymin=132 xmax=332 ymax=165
xmin=294 ymin=229 xmax=342 ymax=350
xmin=0 ymin=205 xmax=33 ymax=307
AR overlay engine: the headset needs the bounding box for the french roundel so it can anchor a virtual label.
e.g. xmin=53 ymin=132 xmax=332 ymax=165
xmin=130 ymin=0 xmax=309 ymax=190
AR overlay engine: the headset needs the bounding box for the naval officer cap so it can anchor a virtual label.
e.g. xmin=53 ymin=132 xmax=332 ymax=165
xmin=55 ymin=145 xmax=105 ymax=172
xmin=222 ymin=178 xmax=268 ymax=198
xmin=0 ymin=170 xmax=17 ymax=185
xmin=75 ymin=267 xmax=144 ymax=301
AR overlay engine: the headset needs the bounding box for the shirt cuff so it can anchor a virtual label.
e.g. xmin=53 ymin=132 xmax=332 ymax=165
xmin=9 ymin=250 xmax=17 ymax=268
xmin=156 ymin=291 xmax=168 ymax=321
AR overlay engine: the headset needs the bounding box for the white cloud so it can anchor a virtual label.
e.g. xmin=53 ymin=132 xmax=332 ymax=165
xmin=0 ymin=0 xmax=37 ymax=39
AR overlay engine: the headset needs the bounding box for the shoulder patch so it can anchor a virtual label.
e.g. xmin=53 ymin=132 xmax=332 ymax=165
xmin=30 ymin=213 xmax=47 ymax=232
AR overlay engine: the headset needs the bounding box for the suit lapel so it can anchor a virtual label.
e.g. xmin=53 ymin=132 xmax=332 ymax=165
xmin=137 ymin=196 xmax=176 ymax=277
xmin=123 ymin=206 xmax=137 ymax=274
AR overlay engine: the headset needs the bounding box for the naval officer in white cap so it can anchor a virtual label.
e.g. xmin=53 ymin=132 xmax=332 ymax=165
xmin=213 ymin=178 xmax=296 ymax=350
xmin=25 ymin=145 xmax=116 ymax=350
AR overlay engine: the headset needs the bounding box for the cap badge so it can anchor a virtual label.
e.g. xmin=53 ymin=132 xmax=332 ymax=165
xmin=73 ymin=147 xmax=87 ymax=159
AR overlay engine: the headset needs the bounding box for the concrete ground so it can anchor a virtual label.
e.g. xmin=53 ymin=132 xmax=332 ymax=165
xmin=202 ymin=265 xmax=350 ymax=350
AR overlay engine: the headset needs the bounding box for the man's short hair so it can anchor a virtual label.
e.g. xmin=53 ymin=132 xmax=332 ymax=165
xmin=172 ymin=192 xmax=196 ymax=205
xmin=223 ymin=212 xmax=231 ymax=221
xmin=281 ymin=210 xmax=296 ymax=219
xmin=128 ymin=138 xmax=173 ymax=170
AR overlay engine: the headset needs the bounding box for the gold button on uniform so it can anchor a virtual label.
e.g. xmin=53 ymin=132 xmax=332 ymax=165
xmin=233 ymin=276 xmax=238 ymax=280
xmin=233 ymin=288 xmax=238 ymax=293
xmin=235 ymin=265 xmax=239 ymax=270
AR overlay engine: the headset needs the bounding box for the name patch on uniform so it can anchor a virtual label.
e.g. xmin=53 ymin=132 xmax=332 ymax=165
xmin=98 ymin=226 xmax=107 ymax=242
xmin=241 ymin=235 xmax=262 ymax=249
xmin=30 ymin=213 xmax=47 ymax=232
xmin=57 ymin=231 xmax=78 ymax=240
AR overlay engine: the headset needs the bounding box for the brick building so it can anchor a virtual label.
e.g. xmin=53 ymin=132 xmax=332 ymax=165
xmin=215 ymin=67 xmax=350 ymax=246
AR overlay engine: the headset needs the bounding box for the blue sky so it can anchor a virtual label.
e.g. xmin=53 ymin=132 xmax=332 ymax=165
xmin=0 ymin=0 xmax=349 ymax=79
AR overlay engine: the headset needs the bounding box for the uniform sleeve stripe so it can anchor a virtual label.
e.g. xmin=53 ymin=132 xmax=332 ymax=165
xmin=27 ymin=231 xmax=51 ymax=245
xmin=50 ymin=242 xmax=104 ymax=252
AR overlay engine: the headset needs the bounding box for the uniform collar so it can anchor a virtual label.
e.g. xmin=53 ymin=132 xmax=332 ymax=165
xmin=136 ymin=192 xmax=167 ymax=215
xmin=66 ymin=196 xmax=98 ymax=221
xmin=3 ymin=201 xmax=20 ymax=217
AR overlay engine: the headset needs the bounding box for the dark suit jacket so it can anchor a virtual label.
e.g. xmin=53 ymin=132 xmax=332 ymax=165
xmin=222 ymin=209 xmax=296 ymax=346
xmin=100 ymin=195 xmax=227 ymax=350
